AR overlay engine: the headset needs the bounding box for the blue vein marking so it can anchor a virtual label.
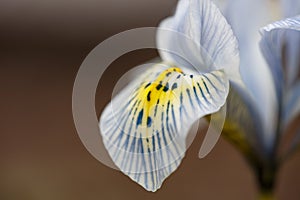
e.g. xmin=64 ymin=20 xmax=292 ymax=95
xmin=197 ymin=82 xmax=209 ymax=104
xmin=166 ymin=101 xmax=174 ymax=138
xmin=120 ymin=109 xmax=138 ymax=170
xmin=193 ymin=86 xmax=203 ymax=110
xmin=147 ymin=141 xmax=155 ymax=189
xmin=210 ymin=72 xmax=224 ymax=85
xmin=171 ymin=104 xmax=178 ymax=132
xmin=168 ymin=125 xmax=181 ymax=163
xmin=163 ymin=82 xmax=169 ymax=92
xmin=125 ymin=99 xmax=146 ymax=173
xmin=152 ymin=134 xmax=156 ymax=152
xmin=196 ymin=82 xmax=211 ymax=111
xmin=110 ymin=99 xmax=141 ymax=160
xmin=147 ymin=117 xmax=152 ymax=127
xmin=106 ymin=99 xmax=133 ymax=140
xmin=156 ymin=130 xmax=162 ymax=150
xmin=160 ymin=111 xmax=172 ymax=171
xmin=109 ymin=99 xmax=140 ymax=143
xmin=105 ymin=91 xmax=138 ymax=122
xmin=107 ymin=104 xmax=130 ymax=141
xmin=180 ymin=92 xmax=188 ymax=118
xmin=203 ymin=74 xmax=222 ymax=98
xmin=186 ymin=88 xmax=195 ymax=109
xmin=107 ymin=98 xmax=139 ymax=140
xmin=136 ymin=109 xmax=144 ymax=126
xmin=154 ymin=103 xmax=158 ymax=117
xmin=131 ymin=96 xmax=149 ymax=179
xmin=152 ymin=135 xmax=158 ymax=187
xmin=155 ymin=130 xmax=164 ymax=170
xmin=165 ymin=84 xmax=180 ymax=169
xmin=125 ymin=135 xmax=136 ymax=172
xmin=202 ymin=78 xmax=210 ymax=94
xmin=137 ymin=137 xmax=148 ymax=188
xmin=165 ymin=100 xmax=180 ymax=170
xmin=171 ymin=82 xmax=178 ymax=90
xmin=133 ymin=137 xmax=141 ymax=180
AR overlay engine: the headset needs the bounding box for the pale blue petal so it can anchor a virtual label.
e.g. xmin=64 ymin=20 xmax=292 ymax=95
xmin=281 ymin=0 xmax=300 ymax=17
xmin=100 ymin=63 xmax=229 ymax=191
xmin=225 ymin=81 xmax=266 ymax=158
xmin=157 ymin=0 xmax=240 ymax=83
xmin=283 ymin=81 xmax=300 ymax=129
xmin=211 ymin=0 xmax=227 ymax=11
xmin=222 ymin=0 xmax=278 ymax=152
xmin=261 ymin=16 xmax=300 ymax=89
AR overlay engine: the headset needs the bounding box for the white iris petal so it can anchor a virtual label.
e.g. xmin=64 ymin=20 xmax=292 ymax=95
xmin=100 ymin=0 xmax=240 ymax=191
xmin=157 ymin=0 xmax=240 ymax=82
xmin=214 ymin=0 xmax=278 ymax=154
xmin=281 ymin=0 xmax=300 ymax=17
xmin=100 ymin=63 xmax=229 ymax=191
xmin=260 ymin=16 xmax=300 ymax=132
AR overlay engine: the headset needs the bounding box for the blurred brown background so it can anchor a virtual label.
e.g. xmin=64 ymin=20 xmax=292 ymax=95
xmin=0 ymin=0 xmax=300 ymax=199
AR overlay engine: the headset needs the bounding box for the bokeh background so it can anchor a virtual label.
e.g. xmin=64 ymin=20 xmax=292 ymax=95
xmin=1 ymin=0 xmax=300 ymax=199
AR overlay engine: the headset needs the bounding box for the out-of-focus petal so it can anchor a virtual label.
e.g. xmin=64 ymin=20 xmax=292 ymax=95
xmin=283 ymin=81 xmax=300 ymax=129
xmin=157 ymin=0 xmax=240 ymax=83
xmin=211 ymin=0 xmax=227 ymax=11
xmin=221 ymin=82 xmax=266 ymax=162
xmin=221 ymin=0 xmax=278 ymax=152
xmin=100 ymin=63 xmax=229 ymax=191
xmin=281 ymin=0 xmax=300 ymax=17
xmin=260 ymin=16 xmax=300 ymax=89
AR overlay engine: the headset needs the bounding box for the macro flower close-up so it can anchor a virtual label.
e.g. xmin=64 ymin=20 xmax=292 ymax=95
xmin=99 ymin=0 xmax=300 ymax=198
xmin=1 ymin=0 xmax=300 ymax=200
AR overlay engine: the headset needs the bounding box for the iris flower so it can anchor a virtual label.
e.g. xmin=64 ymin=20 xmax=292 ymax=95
xmin=211 ymin=0 xmax=300 ymax=199
xmin=100 ymin=0 xmax=241 ymax=192
xmin=99 ymin=0 xmax=300 ymax=197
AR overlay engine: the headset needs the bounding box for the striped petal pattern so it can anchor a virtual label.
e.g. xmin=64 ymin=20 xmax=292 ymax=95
xmin=157 ymin=0 xmax=240 ymax=83
xmin=100 ymin=63 xmax=229 ymax=191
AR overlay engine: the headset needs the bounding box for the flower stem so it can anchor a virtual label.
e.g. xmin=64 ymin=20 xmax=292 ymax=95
xmin=258 ymin=190 xmax=275 ymax=200
xmin=254 ymin=164 xmax=277 ymax=200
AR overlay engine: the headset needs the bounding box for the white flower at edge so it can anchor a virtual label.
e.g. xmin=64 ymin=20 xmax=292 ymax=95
xmin=213 ymin=0 xmax=300 ymax=161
